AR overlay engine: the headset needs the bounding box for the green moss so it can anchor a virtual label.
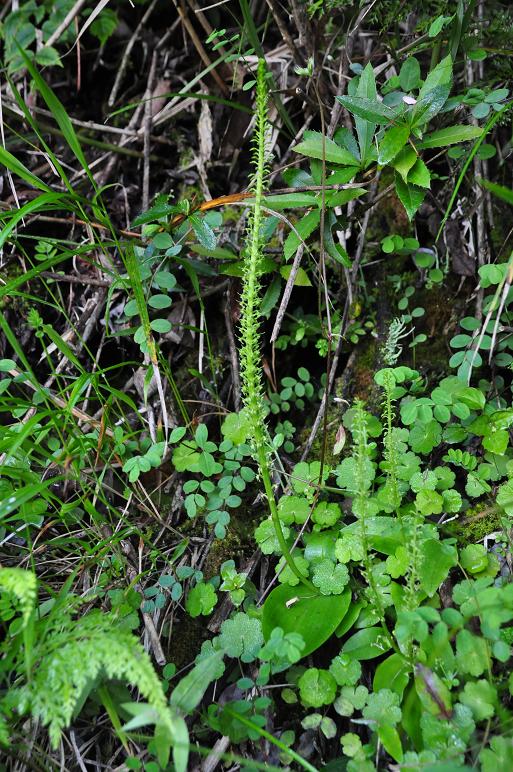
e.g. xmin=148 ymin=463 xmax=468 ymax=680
xmin=444 ymin=505 xmax=502 ymax=546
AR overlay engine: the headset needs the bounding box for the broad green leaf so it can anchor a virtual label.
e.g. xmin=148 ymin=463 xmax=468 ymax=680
xmin=342 ymin=626 xmax=392 ymax=660
xmin=412 ymin=84 xmax=451 ymax=127
xmin=170 ymin=713 xmax=189 ymax=772
xmin=399 ymin=57 xmax=421 ymax=91
xmin=185 ymin=582 xmax=217 ymax=618
xmin=221 ymin=411 xmax=251 ymax=445
xmin=408 ymin=158 xmax=431 ymax=188
xmin=460 ymin=680 xmax=497 ymax=721
xmin=429 ymin=15 xmax=452 ymax=37
xmin=170 ymin=651 xmax=224 ymax=713
xmin=284 ymin=209 xmax=320 ymax=260
xmin=298 ymin=667 xmax=337 ymax=708
xmin=456 ymin=629 xmax=490 ymax=676
xmin=355 ymin=62 xmax=377 ymax=164
xmin=333 ymin=127 xmax=360 ymax=162
xmin=336 ymin=95 xmax=396 ymax=124
xmin=460 ymin=544 xmax=488 ymax=575
xmin=262 ymin=193 xmax=317 ymax=209
xmin=394 ymin=174 xmax=426 ymax=220
xmin=418 ymin=125 xmax=483 ymax=148
xmin=414 ymin=663 xmax=452 ymax=717
xmin=35 ymin=46 xmax=62 ymax=68
xmin=133 ymin=201 xmax=177 ymax=226
xmin=189 ymin=214 xmax=216 ymax=250
xmin=379 ymin=724 xmax=403 ymax=763
xmin=218 ymin=612 xmax=263 ymax=662
xmin=392 ymin=145 xmax=418 ymax=182
xmin=323 ymin=187 xmax=366 ymax=207
xmin=373 ymin=653 xmax=411 ymax=698
xmin=378 ymin=124 xmax=410 ymax=165
xmin=419 ymin=55 xmax=453 ymax=100
xmin=90 ymin=8 xmax=118 ymax=46
xmin=419 ymin=539 xmax=457 ymax=596
xmin=262 ymin=584 xmax=351 ymax=658
xmin=293 ymin=131 xmax=358 ymax=165
xmin=497 ymin=479 xmax=513 ymax=515
xmin=280 ymin=265 xmax=312 ymax=286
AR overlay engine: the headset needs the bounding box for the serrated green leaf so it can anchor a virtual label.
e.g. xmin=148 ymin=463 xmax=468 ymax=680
xmin=378 ymin=124 xmax=410 ymax=165
xmin=418 ymin=125 xmax=483 ymax=148
xmin=336 ymin=95 xmax=396 ymax=124
xmin=293 ymin=131 xmax=358 ymax=165
xmin=394 ymin=174 xmax=426 ymax=220
xmin=408 ymin=158 xmax=431 ymax=188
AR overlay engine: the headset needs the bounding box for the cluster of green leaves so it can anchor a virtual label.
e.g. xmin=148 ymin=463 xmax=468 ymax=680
xmin=1 ymin=0 xmax=119 ymax=72
xmin=171 ymin=419 xmax=255 ymax=539
xmin=293 ymin=55 xmax=482 ymax=225
xmin=180 ymin=354 xmax=513 ymax=769
xmin=450 ymin=257 xmax=513 ymax=381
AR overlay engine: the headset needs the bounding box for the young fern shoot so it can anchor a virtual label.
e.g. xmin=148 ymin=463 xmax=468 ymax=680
xmin=239 ymin=60 xmax=313 ymax=590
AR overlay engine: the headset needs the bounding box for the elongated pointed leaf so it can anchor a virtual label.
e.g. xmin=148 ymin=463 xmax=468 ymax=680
xmin=393 ymin=145 xmax=418 ymax=182
xmin=284 ymin=209 xmax=320 ymax=260
xmin=0 ymin=147 xmax=51 ymax=192
xmin=419 ymin=54 xmax=453 ymax=100
xmin=337 ymin=95 xmax=396 ymax=125
xmin=408 ymin=158 xmax=431 ymax=188
xmin=170 ymin=651 xmax=224 ymax=713
xmin=294 ymin=131 xmax=358 ymax=165
xmin=355 ymin=63 xmax=377 ymax=164
xmin=395 ymin=173 xmax=426 ymax=220
xmin=378 ymin=124 xmax=410 ymax=165
xmin=0 ymin=192 xmax=64 ymax=248
xmin=411 ymin=84 xmax=451 ymax=127
xmin=18 ymin=45 xmax=96 ymax=189
xmin=479 ymin=178 xmax=513 ymax=206
xmin=418 ymin=125 xmax=484 ymax=148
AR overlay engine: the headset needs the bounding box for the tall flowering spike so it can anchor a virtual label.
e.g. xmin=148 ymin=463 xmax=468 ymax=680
xmin=237 ymin=59 xmax=314 ymax=590
xmin=239 ymin=59 xmax=270 ymax=449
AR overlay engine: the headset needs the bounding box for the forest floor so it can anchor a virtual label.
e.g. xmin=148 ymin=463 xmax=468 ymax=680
xmin=1 ymin=1 xmax=513 ymax=771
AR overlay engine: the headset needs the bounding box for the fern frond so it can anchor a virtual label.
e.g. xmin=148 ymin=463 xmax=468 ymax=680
xmin=0 ymin=568 xmax=37 ymax=629
xmin=18 ymin=610 xmax=170 ymax=748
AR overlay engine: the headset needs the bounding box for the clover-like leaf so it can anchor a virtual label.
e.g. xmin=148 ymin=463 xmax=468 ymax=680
xmin=186 ymin=582 xmax=217 ymax=618
xmin=329 ymin=653 xmax=362 ymax=686
xmin=460 ymin=679 xmax=497 ymax=721
xmin=312 ymin=558 xmax=349 ymax=595
xmin=335 ymin=532 xmax=365 ymax=563
xmin=255 ymin=518 xmax=290 ymax=555
xmin=218 ymin=613 xmax=264 ymax=663
xmin=385 ymin=546 xmax=410 ymax=578
xmin=362 ymin=688 xmax=402 ymax=727
xmin=298 ymin=667 xmax=337 ymax=708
